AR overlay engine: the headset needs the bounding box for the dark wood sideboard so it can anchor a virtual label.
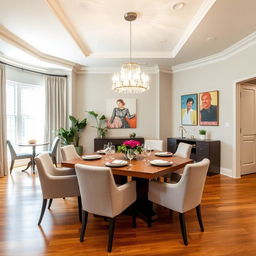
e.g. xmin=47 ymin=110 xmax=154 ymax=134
xmin=94 ymin=137 xmax=145 ymax=152
xmin=167 ymin=137 xmax=220 ymax=175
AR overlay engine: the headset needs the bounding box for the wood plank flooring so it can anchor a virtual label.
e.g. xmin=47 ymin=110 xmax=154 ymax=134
xmin=0 ymin=169 xmax=256 ymax=256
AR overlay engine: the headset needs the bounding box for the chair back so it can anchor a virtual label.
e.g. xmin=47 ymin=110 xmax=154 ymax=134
xmin=75 ymin=164 xmax=118 ymax=217
xmin=174 ymin=142 xmax=192 ymax=158
xmin=35 ymin=153 xmax=55 ymax=197
xmin=144 ymin=140 xmax=163 ymax=151
xmin=50 ymin=137 xmax=60 ymax=157
xmin=178 ymin=159 xmax=210 ymax=212
xmin=6 ymin=140 xmax=17 ymax=159
xmin=60 ymin=145 xmax=80 ymax=161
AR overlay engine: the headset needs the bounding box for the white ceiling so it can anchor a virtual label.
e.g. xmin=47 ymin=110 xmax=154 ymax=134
xmin=0 ymin=0 xmax=255 ymax=70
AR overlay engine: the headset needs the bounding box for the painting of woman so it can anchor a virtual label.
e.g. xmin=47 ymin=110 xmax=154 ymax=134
xmin=106 ymin=99 xmax=136 ymax=128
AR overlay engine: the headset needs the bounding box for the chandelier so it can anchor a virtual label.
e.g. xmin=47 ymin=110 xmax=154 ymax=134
xmin=112 ymin=12 xmax=150 ymax=94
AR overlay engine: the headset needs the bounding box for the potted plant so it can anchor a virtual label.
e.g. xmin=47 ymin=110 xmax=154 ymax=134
xmin=199 ymin=129 xmax=207 ymax=140
xmin=58 ymin=115 xmax=87 ymax=155
xmin=87 ymin=111 xmax=108 ymax=138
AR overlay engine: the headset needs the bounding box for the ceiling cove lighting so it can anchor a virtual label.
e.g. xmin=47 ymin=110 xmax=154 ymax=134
xmin=112 ymin=12 xmax=150 ymax=94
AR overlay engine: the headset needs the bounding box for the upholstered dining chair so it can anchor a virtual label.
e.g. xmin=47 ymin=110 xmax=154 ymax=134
xmin=6 ymin=140 xmax=33 ymax=174
xmin=144 ymin=140 xmax=163 ymax=151
xmin=60 ymin=145 xmax=81 ymax=161
xmin=167 ymin=142 xmax=192 ymax=182
xmin=35 ymin=153 xmax=81 ymax=225
xmin=148 ymin=158 xmax=210 ymax=245
xmin=75 ymin=164 xmax=137 ymax=252
xmin=46 ymin=137 xmax=60 ymax=166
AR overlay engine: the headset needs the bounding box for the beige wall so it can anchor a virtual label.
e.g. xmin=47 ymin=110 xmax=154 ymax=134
xmin=74 ymin=72 xmax=170 ymax=153
xmin=171 ymin=43 xmax=256 ymax=176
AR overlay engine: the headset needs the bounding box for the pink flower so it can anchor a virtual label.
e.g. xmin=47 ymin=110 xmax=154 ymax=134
xmin=123 ymin=140 xmax=141 ymax=148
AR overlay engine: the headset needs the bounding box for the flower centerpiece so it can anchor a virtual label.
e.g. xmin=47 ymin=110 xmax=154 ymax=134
xmin=117 ymin=140 xmax=142 ymax=160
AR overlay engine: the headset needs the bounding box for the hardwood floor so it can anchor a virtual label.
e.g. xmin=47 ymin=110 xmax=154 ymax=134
xmin=1 ymin=169 xmax=256 ymax=256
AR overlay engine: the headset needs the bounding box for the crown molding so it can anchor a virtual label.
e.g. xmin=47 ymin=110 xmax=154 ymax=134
xmin=0 ymin=25 xmax=78 ymax=70
xmin=171 ymin=0 xmax=216 ymax=57
xmin=45 ymin=0 xmax=90 ymax=57
xmin=171 ymin=32 xmax=256 ymax=73
xmin=77 ymin=65 xmax=161 ymax=74
xmin=0 ymin=54 xmax=73 ymax=75
xmin=89 ymin=52 xmax=172 ymax=58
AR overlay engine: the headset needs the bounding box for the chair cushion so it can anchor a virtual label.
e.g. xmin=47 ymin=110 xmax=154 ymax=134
xmin=16 ymin=153 xmax=33 ymax=159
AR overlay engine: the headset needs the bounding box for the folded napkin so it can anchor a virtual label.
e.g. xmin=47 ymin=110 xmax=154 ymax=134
xmin=110 ymin=160 xmax=125 ymax=164
xmin=158 ymin=152 xmax=172 ymax=155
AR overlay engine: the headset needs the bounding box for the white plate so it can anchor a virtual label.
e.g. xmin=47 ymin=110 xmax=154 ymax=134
xmin=150 ymin=160 xmax=173 ymax=166
xmin=105 ymin=160 xmax=128 ymax=167
xmin=154 ymin=152 xmax=173 ymax=157
xmin=82 ymin=155 xmax=102 ymax=160
xmin=96 ymin=150 xmax=107 ymax=155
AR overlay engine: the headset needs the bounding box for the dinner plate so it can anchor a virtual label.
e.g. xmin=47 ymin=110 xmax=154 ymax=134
xmin=150 ymin=160 xmax=173 ymax=166
xmin=82 ymin=155 xmax=102 ymax=160
xmin=96 ymin=150 xmax=107 ymax=155
xmin=154 ymin=152 xmax=173 ymax=157
xmin=105 ymin=160 xmax=128 ymax=167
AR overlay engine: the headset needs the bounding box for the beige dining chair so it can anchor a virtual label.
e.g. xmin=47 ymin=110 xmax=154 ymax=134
xmin=166 ymin=142 xmax=192 ymax=182
xmin=60 ymin=145 xmax=81 ymax=161
xmin=35 ymin=153 xmax=81 ymax=225
xmin=148 ymin=158 xmax=210 ymax=245
xmin=144 ymin=140 xmax=163 ymax=151
xmin=75 ymin=164 xmax=137 ymax=252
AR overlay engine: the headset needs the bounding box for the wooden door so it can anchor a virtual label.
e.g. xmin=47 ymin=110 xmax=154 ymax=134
xmin=240 ymin=84 xmax=256 ymax=175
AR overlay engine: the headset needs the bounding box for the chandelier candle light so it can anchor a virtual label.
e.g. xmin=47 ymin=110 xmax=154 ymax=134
xmin=112 ymin=12 xmax=150 ymax=94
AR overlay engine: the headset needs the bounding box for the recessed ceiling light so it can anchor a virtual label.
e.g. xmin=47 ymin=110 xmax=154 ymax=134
xmin=172 ymin=2 xmax=186 ymax=10
xmin=206 ymin=36 xmax=215 ymax=41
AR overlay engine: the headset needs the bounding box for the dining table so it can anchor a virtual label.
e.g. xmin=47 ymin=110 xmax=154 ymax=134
xmin=62 ymin=152 xmax=193 ymax=225
xmin=19 ymin=142 xmax=49 ymax=173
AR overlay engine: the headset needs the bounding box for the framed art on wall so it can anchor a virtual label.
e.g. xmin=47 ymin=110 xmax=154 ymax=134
xmin=181 ymin=94 xmax=198 ymax=126
xmin=106 ymin=98 xmax=137 ymax=129
xmin=199 ymin=90 xmax=219 ymax=126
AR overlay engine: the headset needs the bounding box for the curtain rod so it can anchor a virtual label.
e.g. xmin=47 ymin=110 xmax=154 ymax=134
xmin=0 ymin=61 xmax=68 ymax=78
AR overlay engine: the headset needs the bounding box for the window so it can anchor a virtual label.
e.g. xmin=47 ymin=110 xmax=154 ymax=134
xmin=6 ymin=80 xmax=45 ymax=153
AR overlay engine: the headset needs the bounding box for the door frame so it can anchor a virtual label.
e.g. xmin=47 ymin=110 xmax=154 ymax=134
xmin=233 ymin=74 xmax=256 ymax=178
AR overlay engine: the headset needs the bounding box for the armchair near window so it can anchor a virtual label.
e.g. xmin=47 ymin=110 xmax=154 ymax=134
xmin=75 ymin=164 xmax=137 ymax=252
xmin=6 ymin=140 xmax=33 ymax=174
xmin=148 ymin=159 xmax=210 ymax=245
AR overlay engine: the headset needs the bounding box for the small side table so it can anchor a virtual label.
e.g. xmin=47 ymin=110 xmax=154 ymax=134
xmin=18 ymin=142 xmax=49 ymax=173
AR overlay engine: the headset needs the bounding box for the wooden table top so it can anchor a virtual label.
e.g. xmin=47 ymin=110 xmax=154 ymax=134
xmin=62 ymin=152 xmax=193 ymax=179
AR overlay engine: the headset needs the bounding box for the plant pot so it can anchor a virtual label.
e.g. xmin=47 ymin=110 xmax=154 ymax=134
xmin=75 ymin=146 xmax=83 ymax=156
xmin=200 ymin=135 xmax=206 ymax=140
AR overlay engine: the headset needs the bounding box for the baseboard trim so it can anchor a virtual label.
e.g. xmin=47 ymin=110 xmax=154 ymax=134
xmin=220 ymin=167 xmax=239 ymax=178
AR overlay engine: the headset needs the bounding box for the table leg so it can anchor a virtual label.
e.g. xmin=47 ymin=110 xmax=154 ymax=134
xmin=32 ymin=146 xmax=36 ymax=174
xmin=134 ymin=178 xmax=157 ymax=226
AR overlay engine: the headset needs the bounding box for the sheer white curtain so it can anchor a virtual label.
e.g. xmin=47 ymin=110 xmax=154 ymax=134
xmin=44 ymin=76 xmax=67 ymax=154
xmin=0 ymin=64 xmax=8 ymax=177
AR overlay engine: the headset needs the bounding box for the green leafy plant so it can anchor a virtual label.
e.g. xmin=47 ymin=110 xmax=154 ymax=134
xmin=87 ymin=111 xmax=108 ymax=138
xmin=58 ymin=115 xmax=87 ymax=146
xmin=199 ymin=129 xmax=207 ymax=135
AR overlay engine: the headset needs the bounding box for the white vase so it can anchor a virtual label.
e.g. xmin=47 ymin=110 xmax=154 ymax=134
xmin=200 ymin=134 xmax=206 ymax=140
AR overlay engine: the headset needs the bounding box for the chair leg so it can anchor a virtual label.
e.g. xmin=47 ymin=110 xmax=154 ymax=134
xmin=38 ymin=199 xmax=47 ymax=225
xmin=52 ymin=156 xmax=57 ymax=167
xmin=179 ymin=213 xmax=188 ymax=246
xmin=78 ymin=196 xmax=82 ymax=222
xmin=108 ymin=217 xmax=116 ymax=252
xmin=10 ymin=160 xmax=15 ymax=174
xmin=196 ymin=205 xmax=204 ymax=232
xmin=132 ymin=204 xmax=136 ymax=228
xmin=80 ymin=210 xmax=88 ymax=242
xmin=48 ymin=199 xmax=53 ymax=209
